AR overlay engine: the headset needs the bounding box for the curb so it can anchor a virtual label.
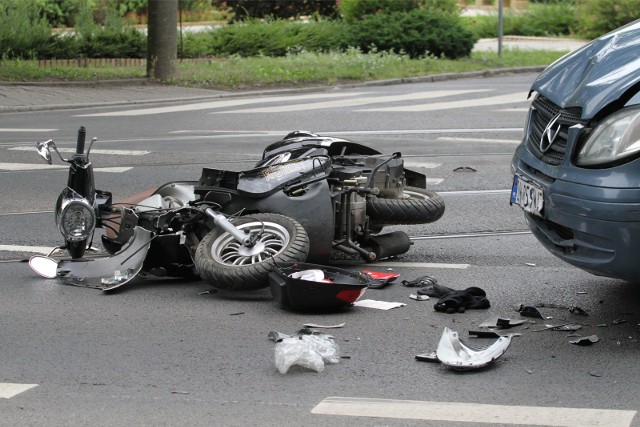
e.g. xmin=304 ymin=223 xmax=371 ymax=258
xmin=0 ymin=66 xmax=546 ymax=113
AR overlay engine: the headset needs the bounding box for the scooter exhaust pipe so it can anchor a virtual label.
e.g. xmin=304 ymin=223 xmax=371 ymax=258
xmin=365 ymin=231 xmax=412 ymax=260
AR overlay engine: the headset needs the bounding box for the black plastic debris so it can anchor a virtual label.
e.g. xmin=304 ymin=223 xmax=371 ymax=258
xmin=496 ymin=318 xmax=528 ymax=329
xmin=569 ymin=306 xmax=589 ymax=316
xmin=434 ymin=287 xmax=490 ymax=314
xmin=569 ymin=335 xmax=599 ymax=346
xmin=453 ymin=166 xmax=477 ymax=172
xmin=517 ymin=304 xmax=545 ymax=319
xmin=468 ymin=330 xmax=502 ymax=339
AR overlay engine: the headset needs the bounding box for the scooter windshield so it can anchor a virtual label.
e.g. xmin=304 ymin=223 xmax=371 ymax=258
xmin=56 ymin=226 xmax=153 ymax=291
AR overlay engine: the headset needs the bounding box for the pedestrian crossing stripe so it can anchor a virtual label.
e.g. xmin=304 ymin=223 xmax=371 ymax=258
xmin=8 ymin=147 xmax=150 ymax=156
xmin=0 ymin=163 xmax=132 ymax=173
xmin=217 ymin=90 xmax=489 ymax=114
xmin=75 ymin=92 xmax=367 ymax=117
xmin=360 ymin=92 xmax=528 ymax=112
xmin=0 ymin=383 xmax=38 ymax=399
xmin=311 ymin=397 xmax=637 ymax=426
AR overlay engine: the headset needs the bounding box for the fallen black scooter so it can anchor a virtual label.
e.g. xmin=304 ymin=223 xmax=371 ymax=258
xmin=29 ymin=128 xmax=444 ymax=291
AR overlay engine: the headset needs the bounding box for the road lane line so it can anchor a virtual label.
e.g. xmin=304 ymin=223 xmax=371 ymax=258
xmin=0 ymin=244 xmax=55 ymax=254
xmin=75 ymin=92 xmax=366 ymax=117
xmin=218 ymin=90 xmax=489 ymax=114
xmin=436 ymin=136 xmax=520 ymax=144
xmin=0 ymin=383 xmax=38 ymax=399
xmin=403 ymin=161 xmax=441 ymax=169
xmin=360 ymin=92 xmax=528 ymax=112
xmin=0 ymin=163 xmax=132 ymax=172
xmin=368 ymin=262 xmax=469 ymax=269
xmin=8 ymin=147 xmax=150 ymax=155
xmin=0 ymin=128 xmax=56 ymax=132
xmin=311 ymin=397 xmax=637 ymax=426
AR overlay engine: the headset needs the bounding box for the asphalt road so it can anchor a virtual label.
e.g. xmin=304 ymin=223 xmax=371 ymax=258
xmin=1 ymin=73 xmax=639 ymax=426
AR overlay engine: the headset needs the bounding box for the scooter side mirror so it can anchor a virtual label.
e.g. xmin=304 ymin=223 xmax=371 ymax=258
xmin=36 ymin=140 xmax=53 ymax=165
xmin=28 ymin=255 xmax=58 ymax=278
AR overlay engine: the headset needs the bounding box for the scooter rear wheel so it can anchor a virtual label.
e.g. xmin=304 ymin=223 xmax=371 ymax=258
xmin=367 ymin=187 xmax=445 ymax=226
xmin=195 ymin=213 xmax=310 ymax=290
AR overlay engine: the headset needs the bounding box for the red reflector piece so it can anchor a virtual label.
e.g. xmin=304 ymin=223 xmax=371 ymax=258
xmin=336 ymin=288 xmax=366 ymax=304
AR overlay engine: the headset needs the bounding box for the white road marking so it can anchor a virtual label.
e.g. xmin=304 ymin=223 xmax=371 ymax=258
xmin=0 ymin=383 xmax=38 ymax=399
xmin=441 ymin=189 xmax=511 ymax=196
xmin=8 ymin=147 xmax=150 ymax=155
xmin=75 ymin=92 xmax=366 ymax=117
xmin=0 ymin=244 xmax=55 ymax=254
xmin=0 ymin=163 xmax=132 ymax=172
xmin=0 ymin=128 xmax=57 ymax=132
xmin=436 ymin=136 xmax=520 ymax=144
xmin=368 ymin=262 xmax=469 ymax=269
xmin=403 ymin=161 xmax=441 ymax=169
xmin=311 ymin=397 xmax=637 ymax=427
xmin=218 ymin=90 xmax=489 ymax=114
xmin=328 ymin=128 xmax=523 ymax=135
xmin=360 ymin=92 xmax=528 ymax=112
xmin=0 ymin=162 xmax=67 ymax=171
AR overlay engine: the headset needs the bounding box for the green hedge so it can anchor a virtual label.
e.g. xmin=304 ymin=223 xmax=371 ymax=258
xmin=347 ymin=8 xmax=475 ymax=59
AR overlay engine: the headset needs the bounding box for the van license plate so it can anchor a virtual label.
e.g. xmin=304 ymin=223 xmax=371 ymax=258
xmin=511 ymin=175 xmax=543 ymax=215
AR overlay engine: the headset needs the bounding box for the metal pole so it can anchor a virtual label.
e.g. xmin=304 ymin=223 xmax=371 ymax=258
xmin=498 ymin=0 xmax=504 ymax=56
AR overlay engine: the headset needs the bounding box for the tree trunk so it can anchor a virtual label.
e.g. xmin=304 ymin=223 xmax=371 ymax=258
xmin=147 ymin=0 xmax=177 ymax=81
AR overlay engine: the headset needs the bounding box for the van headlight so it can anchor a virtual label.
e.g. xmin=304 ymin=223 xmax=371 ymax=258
xmin=57 ymin=198 xmax=96 ymax=241
xmin=577 ymin=106 xmax=640 ymax=166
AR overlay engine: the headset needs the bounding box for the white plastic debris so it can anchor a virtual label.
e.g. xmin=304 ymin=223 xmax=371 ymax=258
xmin=274 ymin=332 xmax=340 ymax=374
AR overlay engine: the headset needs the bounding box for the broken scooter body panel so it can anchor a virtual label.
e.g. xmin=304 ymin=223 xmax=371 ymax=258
xmin=29 ymin=226 xmax=153 ymax=291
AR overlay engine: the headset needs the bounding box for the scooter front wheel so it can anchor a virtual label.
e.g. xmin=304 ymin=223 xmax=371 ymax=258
xmin=195 ymin=213 xmax=310 ymax=290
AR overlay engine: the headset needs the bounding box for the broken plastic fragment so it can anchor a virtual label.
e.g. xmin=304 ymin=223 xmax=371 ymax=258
xmin=496 ymin=318 xmax=528 ymax=329
xmin=409 ymin=294 xmax=430 ymax=301
xmin=569 ymin=335 xmax=599 ymax=346
xmin=435 ymin=327 xmax=513 ymax=370
xmin=551 ymin=323 xmax=582 ymax=331
xmin=303 ymin=323 xmax=345 ymax=329
xmin=415 ymin=351 xmax=439 ymax=363
xmin=517 ymin=305 xmax=545 ymax=319
xmin=569 ymin=306 xmax=589 ymax=316
xmin=468 ymin=330 xmax=502 ymax=339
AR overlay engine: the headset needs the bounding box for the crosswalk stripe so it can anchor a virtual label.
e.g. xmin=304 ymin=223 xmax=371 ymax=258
xmin=8 ymin=147 xmax=150 ymax=155
xmin=368 ymin=261 xmax=469 ymax=269
xmin=360 ymin=92 xmax=528 ymax=112
xmin=0 ymin=383 xmax=38 ymax=399
xmin=0 ymin=128 xmax=57 ymax=132
xmin=0 ymin=244 xmax=55 ymax=254
xmin=404 ymin=161 xmax=441 ymax=169
xmin=436 ymin=136 xmax=520 ymax=144
xmin=0 ymin=163 xmax=132 ymax=172
xmin=75 ymin=92 xmax=366 ymax=117
xmin=311 ymin=397 xmax=637 ymax=426
xmin=217 ymin=90 xmax=489 ymax=114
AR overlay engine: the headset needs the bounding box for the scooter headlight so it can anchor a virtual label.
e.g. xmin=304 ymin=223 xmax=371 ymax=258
xmin=57 ymin=198 xmax=96 ymax=241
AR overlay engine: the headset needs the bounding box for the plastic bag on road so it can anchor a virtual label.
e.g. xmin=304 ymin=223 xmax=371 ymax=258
xmin=273 ymin=330 xmax=340 ymax=374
